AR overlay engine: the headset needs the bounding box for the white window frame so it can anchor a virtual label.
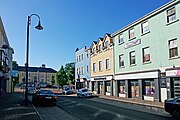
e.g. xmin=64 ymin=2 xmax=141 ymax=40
xmin=105 ymin=58 xmax=110 ymax=70
xmin=119 ymin=54 xmax=124 ymax=67
xmin=129 ymin=28 xmax=135 ymax=39
xmin=167 ymin=7 xmax=176 ymax=23
xmin=93 ymin=63 xmax=96 ymax=72
xmin=130 ymin=51 xmax=136 ymax=65
xmin=142 ymin=21 xmax=149 ymax=34
xmin=142 ymin=47 xmax=150 ymax=63
xmin=169 ymin=39 xmax=178 ymax=58
xmin=118 ymin=34 xmax=124 ymax=44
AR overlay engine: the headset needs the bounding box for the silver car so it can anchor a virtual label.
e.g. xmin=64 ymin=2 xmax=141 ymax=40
xmin=77 ymin=88 xmax=93 ymax=98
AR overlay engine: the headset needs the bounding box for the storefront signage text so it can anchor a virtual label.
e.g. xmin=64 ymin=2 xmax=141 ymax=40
xmin=124 ymin=39 xmax=141 ymax=49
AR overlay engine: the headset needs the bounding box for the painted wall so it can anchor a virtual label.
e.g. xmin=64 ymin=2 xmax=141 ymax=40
xmin=113 ymin=1 xmax=180 ymax=74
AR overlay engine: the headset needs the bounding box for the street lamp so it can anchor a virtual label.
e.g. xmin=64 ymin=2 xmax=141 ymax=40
xmin=25 ymin=14 xmax=43 ymax=106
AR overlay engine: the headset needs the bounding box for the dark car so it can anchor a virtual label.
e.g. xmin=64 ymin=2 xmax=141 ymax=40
xmin=164 ymin=97 xmax=180 ymax=119
xmin=32 ymin=90 xmax=57 ymax=106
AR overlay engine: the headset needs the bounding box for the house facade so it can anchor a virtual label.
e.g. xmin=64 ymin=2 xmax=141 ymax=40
xmin=0 ymin=17 xmax=14 ymax=95
xmin=90 ymin=34 xmax=114 ymax=96
xmin=75 ymin=46 xmax=90 ymax=89
xmin=14 ymin=64 xmax=57 ymax=85
xmin=112 ymin=0 xmax=180 ymax=102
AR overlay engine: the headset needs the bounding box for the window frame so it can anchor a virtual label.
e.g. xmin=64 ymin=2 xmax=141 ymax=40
xmin=141 ymin=21 xmax=149 ymax=34
xmin=142 ymin=47 xmax=150 ymax=63
xmin=167 ymin=7 xmax=176 ymax=23
xmin=169 ymin=39 xmax=178 ymax=58
xmin=105 ymin=58 xmax=110 ymax=70
xmin=99 ymin=61 xmax=102 ymax=71
xmin=119 ymin=54 xmax=124 ymax=67
xmin=118 ymin=34 xmax=124 ymax=44
xmin=93 ymin=63 xmax=96 ymax=72
xmin=129 ymin=28 xmax=135 ymax=39
xmin=130 ymin=51 xmax=136 ymax=65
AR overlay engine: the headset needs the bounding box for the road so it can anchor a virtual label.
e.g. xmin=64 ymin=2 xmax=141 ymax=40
xmin=54 ymin=95 xmax=174 ymax=120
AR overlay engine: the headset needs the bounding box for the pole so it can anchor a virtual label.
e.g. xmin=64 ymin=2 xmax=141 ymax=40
xmin=25 ymin=16 xmax=30 ymax=106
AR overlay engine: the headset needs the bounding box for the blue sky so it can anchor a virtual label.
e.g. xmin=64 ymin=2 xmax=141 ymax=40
xmin=0 ymin=0 xmax=171 ymax=71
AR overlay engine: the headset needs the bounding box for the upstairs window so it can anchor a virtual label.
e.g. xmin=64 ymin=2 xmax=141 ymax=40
xmin=99 ymin=44 xmax=102 ymax=52
xmin=105 ymin=41 xmax=109 ymax=49
xmin=119 ymin=54 xmax=124 ymax=67
xmin=105 ymin=59 xmax=110 ymax=70
xmin=143 ymin=47 xmax=150 ymax=63
xmin=93 ymin=63 xmax=96 ymax=72
xmin=118 ymin=34 xmax=124 ymax=44
xmin=81 ymin=66 xmax=84 ymax=74
xmin=99 ymin=61 xmax=102 ymax=71
xmin=79 ymin=55 xmax=81 ymax=61
xmin=129 ymin=28 xmax=135 ymax=39
xmin=167 ymin=7 xmax=176 ymax=23
xmin=81 ymin=54 xmax=83 ymax=60
xmin=87 ymin=65 xmax=89 ymax=73
xmin=130 ymin=51 xmax=136 ymax=65
xmin=93 ymin=48 xmax=96 ymax=54
xmin=76 ymin=56 xmax=78 ymax=62
xmin=142 ymin=21 xmax=149 ymax=34
xmin=169 ymin=39 xmax=178 ymax=58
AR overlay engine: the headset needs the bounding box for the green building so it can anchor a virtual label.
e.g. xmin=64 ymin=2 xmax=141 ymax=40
xmin=112 ymin=0 xmax=180 ymax=102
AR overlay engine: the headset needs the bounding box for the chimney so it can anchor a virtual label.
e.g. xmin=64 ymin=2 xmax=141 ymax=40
xmin=42 ymin=64 xmax=46 ymax=68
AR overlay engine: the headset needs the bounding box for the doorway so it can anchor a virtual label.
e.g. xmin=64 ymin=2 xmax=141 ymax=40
xmin=131 ymin=81 xmax=139 ymax=98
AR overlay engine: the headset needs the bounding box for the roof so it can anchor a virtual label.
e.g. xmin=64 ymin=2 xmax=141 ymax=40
xmin=13 ymin=66 xmax=57 ymax=73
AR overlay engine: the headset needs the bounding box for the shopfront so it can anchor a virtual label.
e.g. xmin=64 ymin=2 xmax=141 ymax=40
xmin=166 ymin=68 xmax=180 ymax=98
xmin=91 ymin=75 xmax=113 ymax=96
xmin=115 ymin=70 xmax=160 ymax=101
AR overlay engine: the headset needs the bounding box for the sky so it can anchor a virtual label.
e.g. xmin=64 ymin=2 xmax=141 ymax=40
xmin=0 ymin=0 xmax=171 ymax=71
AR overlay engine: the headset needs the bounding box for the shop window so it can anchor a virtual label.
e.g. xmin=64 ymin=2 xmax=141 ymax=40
xmin=118 ymin=34 xmax=124 ymax=44
xmin=169 ymin=39 xmax=178 ymax=58
xmin=130 ymin=51 xmax=136 ymax=65
xmin=106 ymin=82 xmax=111 ymax=93
xmin=144 ymin=80 xmax=155 ymax=96
xmin=119 ymin=81 xmax=126 ymax=94
xmin=119 ymin=54 xmax=124 ymax=67
xmin=167 ymin=7 xmax=176 ymax=23
xmin=142 ymin=47 xmax=150 ymax=63
xmin=129 ymin=28 xmax=135 ymax=39
xmin=141 ymin=21 xmax=149 ymax=34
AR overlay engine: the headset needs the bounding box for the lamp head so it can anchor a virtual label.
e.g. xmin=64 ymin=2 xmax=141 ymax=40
xmin=35 ymin=20 xmax=43 ymax=30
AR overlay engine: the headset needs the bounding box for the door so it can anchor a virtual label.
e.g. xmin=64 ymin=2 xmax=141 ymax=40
xmin=174 ymin=79 xmax=180 ymax=98
xmin=131 ymin=81 xmax=139 ymax=98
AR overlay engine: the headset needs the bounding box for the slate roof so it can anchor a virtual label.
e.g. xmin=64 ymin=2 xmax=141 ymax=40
xmin=13 ymin=66 xmax=57 ymax=73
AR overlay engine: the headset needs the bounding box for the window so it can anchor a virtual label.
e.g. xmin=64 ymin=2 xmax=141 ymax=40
xmin=106 ymin=82 xmax=111 ymax=93
xmin=119 ymin=54 xmax=124 ymax=67
xmin=87 ymin=65 xmax=89 ymax=73
xmin=79 ymin=67 xmax=81 ymax=74
xmin=169 ymin=39 xmax=178 ymax=58
xmin=142 ymin=21 xmax=149 ymax=34
xmin=87 ymin=53 xmax=89 ymax=58
xmin=130 ymin=51 xmax=136 ymax=65
xmin=93 ymin=48 xmax=96 ymax=54
xmin=76 ymin=56 xmax=78 ymax=62
xmin=99 ymin=44 xmax=102 ymax=52
xmin=105 ymin=41 xmax=109 ymax=49
xmin=144 ymin=80 xmax=155 ymax=96
xmin=105 ymin=59 xmax=110 ymax=70
xmin=81 ymin=66 xmax=84 ymax=74
xmin=167 ymin=7 xmax=176 ymax=23
xmin=28 ymin=72 xmax=31 ymax=77
xmin=129 ymin=28 xmax=135 ymax=39
xmin=93 ymin=63 xmax=96 ymax=72
xmin=81 ymin=54 xmax=83 ymax=60
xmin=77 ymin=68 xmax=79 ymax=74
xmin=118 ymin=34 xmax=124 ymax=44
xmin=119 ymin=81 xmax=126 ymax=94
xmin=99 ymin=61 xmax=102 ymax=71
xmin=143 ymin=47 xmax=150 ymax=63
xmin=79 ymin=55 xmax=81 ymax=61
xmin=47 ymin=73 xmax=50 ymax=78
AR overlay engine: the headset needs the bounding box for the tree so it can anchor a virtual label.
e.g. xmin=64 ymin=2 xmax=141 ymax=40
xmin=64 ymin=62 xmax=75 ymax=85
xmin=12 ymin=61 xmax=18 ymax=69
xmin=50 ymin=75 xmax=55 ymax=86
xmin=56 ymin=66 xmax=67 ymax=87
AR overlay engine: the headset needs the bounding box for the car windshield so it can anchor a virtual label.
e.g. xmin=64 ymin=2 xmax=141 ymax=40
xmin=39 ymin=90 xmax=53 ymax=94
xmin=81 ymin=89 xmax=88 ymax=92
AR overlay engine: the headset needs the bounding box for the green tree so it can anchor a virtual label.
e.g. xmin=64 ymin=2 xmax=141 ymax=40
xmin=12 ymin=61 xmax=18 ymax=69
xmin=50 ymin=75 xmax=55 ymax=86
xmin=56 ymin=66 xmax=67 ymax=87
xmin=64 ymin=62 xmax=75 ymax=85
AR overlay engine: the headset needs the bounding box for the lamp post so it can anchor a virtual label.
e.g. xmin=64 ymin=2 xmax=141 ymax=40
xmin=25 ymin=14 xmax=43 ymax=106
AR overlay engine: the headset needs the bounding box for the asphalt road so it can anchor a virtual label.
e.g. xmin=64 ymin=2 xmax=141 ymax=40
xmin=56 ymin=96 xmax=175 ymax=120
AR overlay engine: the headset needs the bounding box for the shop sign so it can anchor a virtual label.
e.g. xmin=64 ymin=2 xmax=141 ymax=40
xmin=94 ymin=77 xmax=106 ymax=80
xmin=166 ymin=70 xmax=180 ymax=77
xmin=124 ymin=39 xmax=141 ymax=49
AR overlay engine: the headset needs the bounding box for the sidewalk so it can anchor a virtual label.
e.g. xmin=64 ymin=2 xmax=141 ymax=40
xmin=0 ymin=92 xmax=40 ymax=120
xmin=98 ymin=95 xmax=164 ymax=109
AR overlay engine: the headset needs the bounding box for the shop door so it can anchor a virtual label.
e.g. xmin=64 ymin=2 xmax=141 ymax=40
xmin=131 ymin=81 xmax=139 ymax=98
xmin=174 ymin=79 xmax=180 ymax=98
xmin=99 ymin=82 xmax=104 ymax=95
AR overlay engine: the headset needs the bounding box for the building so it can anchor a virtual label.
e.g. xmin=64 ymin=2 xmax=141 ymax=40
xmin=0 ymin=17 xmax=14 ymax=95
xmin=112 ymin=0 xmax=180 ymax=102
xmin=90 ymin=33 xmax=114 ymax=96
xmin=75 ymin=46 xmax=90 ymax=89
xmin=14 ymin=64 xmax=57 ymax=85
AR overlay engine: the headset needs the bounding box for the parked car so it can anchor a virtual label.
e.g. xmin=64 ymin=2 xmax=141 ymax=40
xmin=62 ymin=88 xmax=73 ymax=95
xmin=164 ymin=97 xmax=180 ymax=119
xmin=32 ymin=90 xmax=57 ymax=106
xmin=77 ymin=88 xmax=93 ymax=98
